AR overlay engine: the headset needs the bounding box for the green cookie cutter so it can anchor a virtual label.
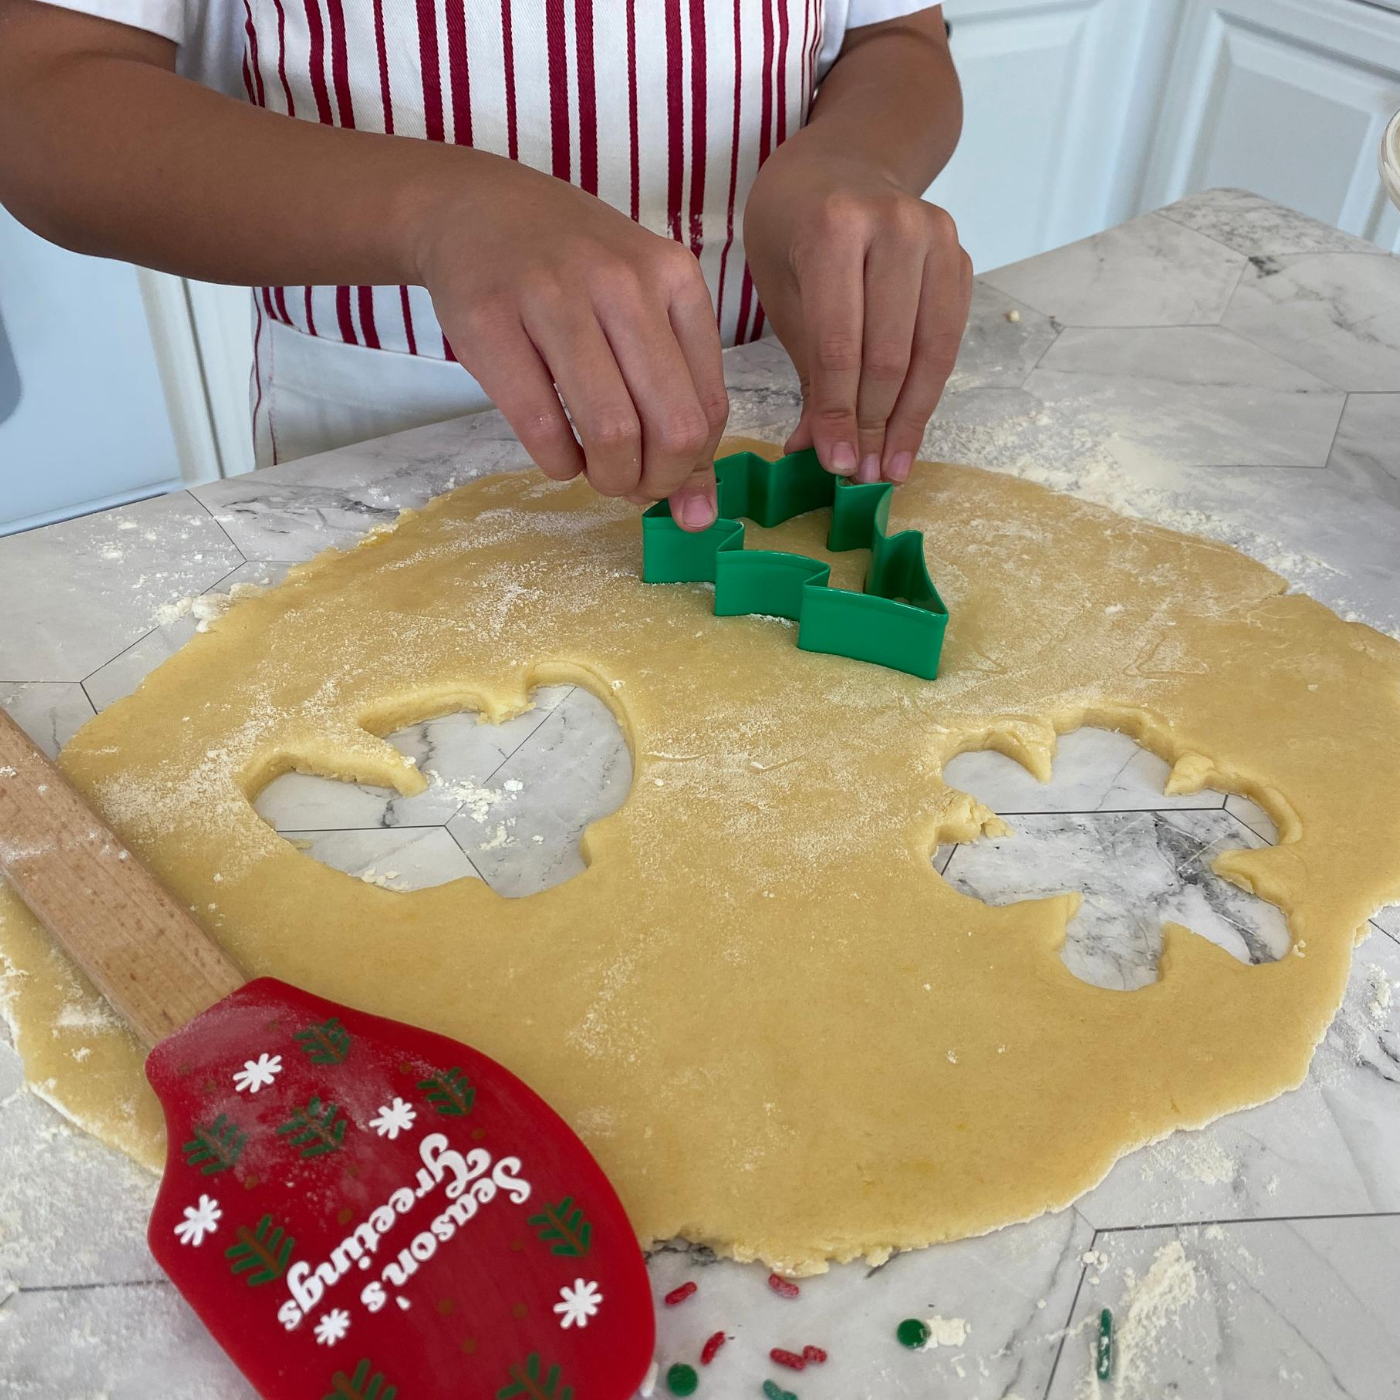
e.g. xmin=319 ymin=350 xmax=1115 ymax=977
xmin=641 ymin=447 xmax=949 ymax=679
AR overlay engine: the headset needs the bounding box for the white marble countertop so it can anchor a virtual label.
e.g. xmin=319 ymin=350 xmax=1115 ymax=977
xmin=2 ymin=188 xmax=1399 ymax=1399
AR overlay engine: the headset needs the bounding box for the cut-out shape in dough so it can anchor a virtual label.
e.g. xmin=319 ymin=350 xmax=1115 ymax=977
xmin=938 ymin=728 xmax=1290 ymax=989
xmin=944 ymin=808 xmax=1289 ymax=991
xmin=256 ymin=687 xmax=631 ymax=896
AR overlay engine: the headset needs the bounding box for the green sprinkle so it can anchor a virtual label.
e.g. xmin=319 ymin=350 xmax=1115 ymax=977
xmin=1096 ymin=1307 xmax=1114 ymax=1381
xmin=897 ymin=1317 xmax=931 ymax=1350
xmin=761 ymin=1382 xmax=796 ymax=1400
xmin=667 ymin=1363 xmax=699 ymax=1396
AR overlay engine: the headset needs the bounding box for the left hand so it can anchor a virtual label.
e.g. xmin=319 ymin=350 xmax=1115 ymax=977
xmin=744 ymin=149 xmax=972 ymax=484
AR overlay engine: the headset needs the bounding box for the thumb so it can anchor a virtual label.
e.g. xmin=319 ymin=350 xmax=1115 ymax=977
xmin=667 ymin=461 xmax=718 ymax=533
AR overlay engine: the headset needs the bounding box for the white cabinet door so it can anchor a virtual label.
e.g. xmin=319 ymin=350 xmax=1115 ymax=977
xmin=1142 ymin=0 xmax=1400 ymax=252
xmin=0 ymin=208 xmax=194 ymax=535
xmin=932 ymin=0 xmax=1178 ymax=273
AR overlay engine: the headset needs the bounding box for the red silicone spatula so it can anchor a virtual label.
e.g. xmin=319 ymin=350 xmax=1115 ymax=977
xmin=0 ymin=707 xmax=655 ymax=1400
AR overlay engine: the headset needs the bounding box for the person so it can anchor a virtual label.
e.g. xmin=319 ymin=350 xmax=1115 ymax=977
xmin=0 ymin=0 xmax=970 ymax=531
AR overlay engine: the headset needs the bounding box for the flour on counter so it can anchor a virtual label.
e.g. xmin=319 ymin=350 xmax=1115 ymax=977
xmin=1367 ymin=966 xmax=1394 ymax=1025
xmin=921 ymin=1314 xmax=970 ymax=1348
xmin=424 ymin=770 xmax=511 ymax=823
xmin=1076 ymin=1240 xmax=1200 ymax=1399
xmin=921 ymin=396 xmax=1398 ymax=639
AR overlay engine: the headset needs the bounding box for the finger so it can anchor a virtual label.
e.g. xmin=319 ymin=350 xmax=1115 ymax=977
xmin=667 ymin=460 xmax=719 ymax=532
xmin=667 ymin=273 xmax=730 ymax=474
xmin=461 ymin=315 xmax=584 ymax=482
xmin=594 ymin=278 xmax=712 ymax=503
xmin=798 ymin=234 xmax=865 ymax=478
xmin=856 ymin=233 xmax=922 ymax=482
xmin=881 ymin=245 xmax=972 ymax=483
xmin=527 ymin=302 xmax=643 ymax=498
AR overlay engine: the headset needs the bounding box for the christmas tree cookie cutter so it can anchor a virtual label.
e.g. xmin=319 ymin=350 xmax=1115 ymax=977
xmin=642 ymin=447 xmax=949 ymax=680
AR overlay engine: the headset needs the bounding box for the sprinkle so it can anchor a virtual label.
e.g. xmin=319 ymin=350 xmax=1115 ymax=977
xmin=667 ymin=1362 xmax=699 ymax=1396
xmin=664 ymin=1282 xmax=698 ymax=1307
xmin=770 ymin=1348 xmax=805 ymax=1370
xmin=1096 ymin=1308 xmax=1114 ymax=1381
xmin=897 ymin=1317 xmax=931 ymax=1349
xmin=701 ymin=1332 xmax=727 ymax=1365
xmin=802 ymin=1346 xmax=827 ymax=1364
xmin=761 ymin=1384 xmax=797 ymax=1400
xmin=767 ymin=1273 xmax=800 ymax=1299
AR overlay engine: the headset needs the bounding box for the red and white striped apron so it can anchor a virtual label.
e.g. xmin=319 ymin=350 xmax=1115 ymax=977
xmin=237 ymin=1 xmax=832 ymax=462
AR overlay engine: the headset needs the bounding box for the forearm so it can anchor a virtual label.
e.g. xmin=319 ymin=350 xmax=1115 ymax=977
xmin=0 ymin=4 xmax=488 ymax=286
xmin=783 ymin=8 xmax=961 ymax=194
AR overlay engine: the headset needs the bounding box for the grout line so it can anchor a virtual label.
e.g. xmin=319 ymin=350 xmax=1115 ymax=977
xmin=481 ymin=686 xmax=579 ymax=786
xmin=187 ymin=490 xmax=251 ymax=564
xmin=1222 ymin=806 xmax=1277 ymax=846
xmin=74 ymin=558 xmax=244 ymax=688
xmin=441 ymin=820 xmax=491 ymax=883
xmin=1042 ymin=1235 xmax=1094 ymax=1400
xmin=275 ymin=823 xmax=453 ymax=835
xmin=1097 ymin=1209 xmax=1400 ymax=1235
xmin=1018 ymin=321 xmax=1065 ymax=384
xmin=1321 ymin=390 xmax=1350 ymax=470
xmin=1212 ymin=321 xmax=1352 ymax=396
xmin=1370 ymin=917 xmax=1400 ymax=949
xmin=989 ymin=803 xmax=1228 ymax=818
xmin=1217 ymin=256 xmax=1250 ymax=325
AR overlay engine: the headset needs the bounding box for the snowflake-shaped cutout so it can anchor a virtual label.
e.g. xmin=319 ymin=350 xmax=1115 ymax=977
xmin=315 ymin=1308 xmax=351 ymax=1347
xmin=174 ymin=1194 xmax=222 ymax=1247
xmin=233 ymin=1052 xmax=283 ymax=1094
xmin=369 ymin=1096 xmax=417 ymax=1139
xmin=554 ymin=1277 xmax=603 ymax=1330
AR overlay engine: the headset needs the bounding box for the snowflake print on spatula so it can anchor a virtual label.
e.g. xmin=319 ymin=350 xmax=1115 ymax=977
xmin=146 ymin=980 xmax=654 ymax=1398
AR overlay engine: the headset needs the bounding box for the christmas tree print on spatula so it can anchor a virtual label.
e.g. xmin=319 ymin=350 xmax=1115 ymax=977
xmin=0 ymin=706 xmax=655 ymax=1400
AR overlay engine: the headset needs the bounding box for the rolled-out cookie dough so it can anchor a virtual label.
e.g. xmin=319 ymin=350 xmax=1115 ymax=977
xmin=2 ymin=438 xmax=1399 ymax=1273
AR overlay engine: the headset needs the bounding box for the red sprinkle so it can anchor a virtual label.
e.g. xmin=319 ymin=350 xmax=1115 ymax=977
xmin=663 ymin=1282 xmax=698 ymax=1307
xmin=771 ymin=1348 xmax=806 ymax=1371
xmin=700 ymin=1331 xmax=727 ymax=1365
xmin=803 ymin=1345 xmax=828 ymax=1364
xmin=767 ymin=1273 xmax=801 ymax=1299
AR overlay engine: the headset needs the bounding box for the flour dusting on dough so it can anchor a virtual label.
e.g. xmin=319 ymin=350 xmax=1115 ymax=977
xmin=3 ymin=440 xmax=1400 ymax=1272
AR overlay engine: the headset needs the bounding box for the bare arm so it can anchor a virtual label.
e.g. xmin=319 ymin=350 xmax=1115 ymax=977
xmin=744 ymin=6 xmax=970 ymax=485
xmin=0 ymin=0 xmax=728 ymax=524
xmin=0 ymin=2 xmax=451 ymax=284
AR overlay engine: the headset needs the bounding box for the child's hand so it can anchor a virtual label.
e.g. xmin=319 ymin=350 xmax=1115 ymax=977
xmin=744 ymin=150 xmax=971 ymax=486
xmin=414 ymin=155 xmax=728 ymax=529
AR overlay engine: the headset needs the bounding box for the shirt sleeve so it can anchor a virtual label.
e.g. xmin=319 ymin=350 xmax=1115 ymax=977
xmin=30 ymin=0 xmax=187 ymax=45
xmin=820 ymin=2 xmax=943 ymax=80
xmin=845 ymin=0 xmax=943 ymax=26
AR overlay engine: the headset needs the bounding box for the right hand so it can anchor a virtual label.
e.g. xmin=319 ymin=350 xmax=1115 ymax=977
xmin=414 ymin=155 xmax=728 ymax=530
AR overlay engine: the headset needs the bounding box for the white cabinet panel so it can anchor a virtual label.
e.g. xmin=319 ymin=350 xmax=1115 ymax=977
xmin=1142 ymin=0 xmax=1400 ymax=252
xmin=0 ymin=208 xmax=185 ymax=535
xmin=933 ymin=0 xmax=1178 ymax=273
